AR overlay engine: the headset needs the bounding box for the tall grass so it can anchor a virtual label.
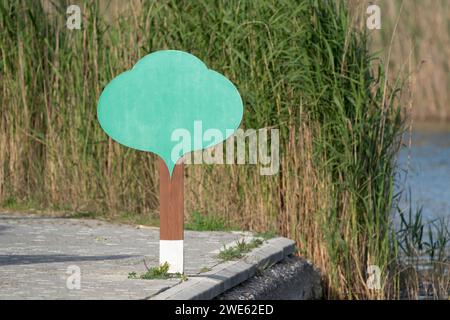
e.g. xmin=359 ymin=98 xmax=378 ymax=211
xmin=1 ymin=0 xmax=160 ymax=214
xmin=0 ymin=0 xmax=412 ymax=298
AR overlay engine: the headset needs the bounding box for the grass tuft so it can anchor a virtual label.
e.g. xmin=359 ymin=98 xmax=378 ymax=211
xmin=218 ymin=238 xmax=264 ymax=262
xmin=185 ymin=211 xmax=236 ymax=231
xmin=128 ymin=262 xmax=187 ymax=281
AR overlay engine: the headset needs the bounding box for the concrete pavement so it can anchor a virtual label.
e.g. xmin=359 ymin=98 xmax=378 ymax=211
xmin=0 ymin=213 xmax=248 ymax=299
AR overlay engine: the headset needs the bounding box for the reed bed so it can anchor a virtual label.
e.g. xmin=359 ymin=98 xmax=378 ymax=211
xmin=1 ymin=0 xmax=446 ymax=299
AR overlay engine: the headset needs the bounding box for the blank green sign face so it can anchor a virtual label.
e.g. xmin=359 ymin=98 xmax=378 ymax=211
xmin=97 ymin=50 xmax=243 ymax=176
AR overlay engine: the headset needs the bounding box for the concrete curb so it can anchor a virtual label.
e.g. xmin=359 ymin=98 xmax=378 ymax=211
xmin=150 ymin=237 xmax=296 ymax=300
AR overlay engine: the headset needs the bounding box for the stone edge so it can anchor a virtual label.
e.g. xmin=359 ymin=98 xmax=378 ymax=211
xmin=149 ymin=237 xmax=296 ymax=300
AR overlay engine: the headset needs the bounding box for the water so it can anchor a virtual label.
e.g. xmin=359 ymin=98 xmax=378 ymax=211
xmin=397 ymin=124 xmax=450 ymax=221
xmin=396 ymin=125 xmax=450 ymax=300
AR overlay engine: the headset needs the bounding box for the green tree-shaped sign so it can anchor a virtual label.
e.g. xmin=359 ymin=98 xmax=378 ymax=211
xmin=97 ymin=50 xmax=243 ymax=273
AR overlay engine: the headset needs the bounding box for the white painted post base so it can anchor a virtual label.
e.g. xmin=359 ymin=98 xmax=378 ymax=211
xmin=159 ymin=240 xmax=184 ymax=274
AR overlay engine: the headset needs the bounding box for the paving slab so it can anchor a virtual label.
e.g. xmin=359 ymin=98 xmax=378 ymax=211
xmin=0 ymin=213 xmax=249 ymax=300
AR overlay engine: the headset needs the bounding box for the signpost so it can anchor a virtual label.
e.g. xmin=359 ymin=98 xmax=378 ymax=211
xmin=97 ymin=50 xmax=243 ymax=273
xmin=159 ymin=160 xmax=184 ymax=272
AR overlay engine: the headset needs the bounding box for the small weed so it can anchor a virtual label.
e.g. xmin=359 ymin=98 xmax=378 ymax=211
xmin=94 ymin=236 xmax=107 ymax=242
xmin=217 ymin=238 xmax=264 ymax=262
xmin=140 ymin=261 xmax=170 ymax=279
xmin=129 ymin=261 xmax=188 ymax=281
xmin=179 ymin=273 xmax=188 ymax=282
xmin=199 ymin=266 xmax=212 ymax=273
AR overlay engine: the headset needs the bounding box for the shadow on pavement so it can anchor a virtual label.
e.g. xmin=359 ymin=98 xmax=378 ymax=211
xmin=0 ymin=254 xmax=137 ymax=266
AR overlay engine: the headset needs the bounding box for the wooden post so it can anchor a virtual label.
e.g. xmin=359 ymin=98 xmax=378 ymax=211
xmin=159 ymin=158 xmax=184 ymax=273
